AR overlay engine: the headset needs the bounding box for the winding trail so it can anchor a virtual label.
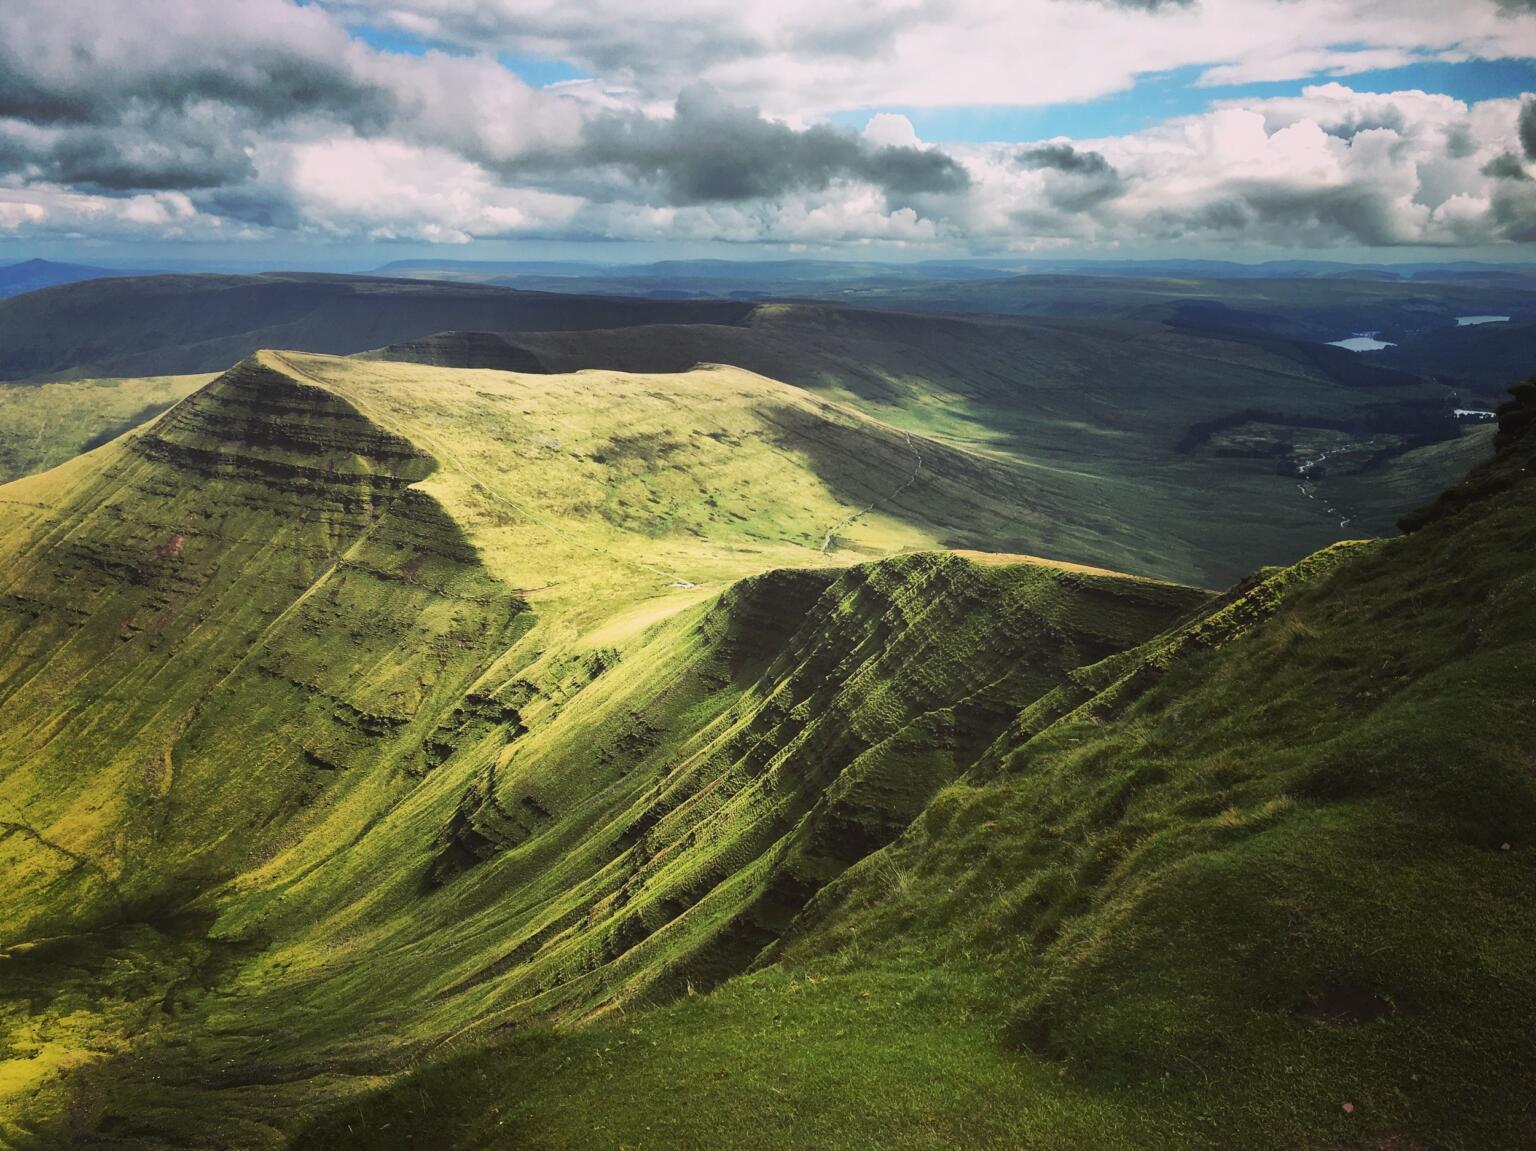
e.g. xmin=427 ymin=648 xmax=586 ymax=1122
xmin=821 ymin=430 xmax=924 ymax=555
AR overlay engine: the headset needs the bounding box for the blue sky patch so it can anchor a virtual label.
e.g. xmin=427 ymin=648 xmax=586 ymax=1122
xmin=826 ymin=58 xmax=1536 ymax=143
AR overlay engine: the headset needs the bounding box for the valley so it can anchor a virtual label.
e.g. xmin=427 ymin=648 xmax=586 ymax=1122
xmin=3 ymin=1 xmax=1535 ymax=1145
xmin=0 ymin=263 xmax=1529 ymax=1151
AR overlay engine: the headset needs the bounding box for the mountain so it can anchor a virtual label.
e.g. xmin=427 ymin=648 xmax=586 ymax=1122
xmin=363 ymin=304 xmax=1493 ymax=586
xmin=800 ymin=273 xmax=1536 ymax=392
xmin=0 ymin=273 xmax=752 ymax=381
xmin=0 ymin=276 xmax=1497 ymax=585
xmin=368 ymin=257 xmax=1536 ymax=297
xmin=295 ymin=376 xmax=1536 ymax=1151
xmin=0 ymin=257 xmax=156 ymax=299
xmin=2 ymin=347 xmax=1533 ymax=1149
xmin=0 ymin=349 xmax=1202 ymax=1147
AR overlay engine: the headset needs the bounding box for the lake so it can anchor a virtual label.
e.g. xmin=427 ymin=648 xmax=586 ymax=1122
xmin=1456 ymin=315 xmax=1511 ymax=326
xmin=1328 ymin=335 xmax=1395 ymax=352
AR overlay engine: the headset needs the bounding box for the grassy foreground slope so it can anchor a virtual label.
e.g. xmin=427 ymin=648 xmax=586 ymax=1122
xmin=298 ymin=382 xmax=1536 ymax=1151
xmin=0 ymin=353 xmax=1201 ymax=1147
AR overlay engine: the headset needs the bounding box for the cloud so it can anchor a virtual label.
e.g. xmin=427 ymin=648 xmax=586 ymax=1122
xmin=1013 ymin=143 xmax=1124 ymax=212
xmin=316 ymin=0 xmax=1536 ymax=115
xmin=946 ymin=85 xmax=1536 ymax=250
xmin=1484 ymin=152 xmax=1533 ymax=181
xmin=863 ymin=113 xmax=922 ymax=150
xmin=0 ymin=1 xmax=1533 ymax=252
xmin=1017 ymin=144 xmax=1116 ymax=177
xmin=0 ymin=0 xmax=391 ymax=129
xmin=524 ymin=87 xmax=970 ymax=206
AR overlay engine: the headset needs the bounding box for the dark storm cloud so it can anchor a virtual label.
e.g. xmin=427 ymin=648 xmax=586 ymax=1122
xmin=1489 ymin=179 xmax=1536 ymax=240
xmin=1143 ymin=183 xmax=1409 ymax=246
xmin=0 ymin=104 xmax=261 ymax=192
xmin=196 ymin=187 xmax=305 ymax=231
xmin=1483 ymin=152 xmax=1533 ymax=181
xmin=1521 ymin=98 xmax=1536 ymax=160
xmin=1017 ymin=143 xmax=1116 ymax=176
xmin=0 ymin=3 xmax=393 ymax=131
xmin=1015 ymin=143 xmax=1124 ymax=211
xmin=520 ymin=88 xmax=970 ymax=206
xmin=1444 ymin=123 xmax=1479 ymax=159
xmin=0 ymin=0 xmax=394 ymax=196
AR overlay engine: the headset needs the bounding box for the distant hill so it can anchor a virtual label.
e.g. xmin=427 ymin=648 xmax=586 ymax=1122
xmin=0 ymin=257 xmax=156 ymax=299
xmin=797 ymin=272 xmax=1536 ymax=391
xmin=0 ymin=272 xmax=752 ymax=381
xmin=364 ymin=303 xmax=1491 ymax=585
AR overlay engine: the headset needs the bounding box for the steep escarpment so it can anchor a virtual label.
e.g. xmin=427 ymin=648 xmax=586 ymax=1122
xmin=0 ymin=543 xmax=1199 ymax=1148
xmin=134 ymin=352 xmax=434 ymax=490
xmin=358 ymin=331 xmax=547 ymax=373
xmin=171 ymin=552 xmax=1200 ymax=1080
xmin=0 ymin=351 xmax=1209 ymax=1148
xmin=0 ymin=353 xmax=528 ymax=948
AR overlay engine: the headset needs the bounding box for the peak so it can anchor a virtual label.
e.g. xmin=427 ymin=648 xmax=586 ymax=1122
xmin=135 ymin=350 xmax=433 ymax=489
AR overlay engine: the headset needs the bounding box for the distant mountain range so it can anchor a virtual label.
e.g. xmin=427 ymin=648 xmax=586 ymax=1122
xmin=0 ymin=257 xmax=160 ymax=299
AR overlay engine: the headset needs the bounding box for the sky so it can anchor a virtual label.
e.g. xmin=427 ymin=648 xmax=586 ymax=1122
xmin=0 ymin=0 xmax=1534 ymax=268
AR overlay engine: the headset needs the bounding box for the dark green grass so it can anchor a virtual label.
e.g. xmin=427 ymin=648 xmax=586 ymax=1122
xmin=293 ymin=387 xmax=1536 ymax=1151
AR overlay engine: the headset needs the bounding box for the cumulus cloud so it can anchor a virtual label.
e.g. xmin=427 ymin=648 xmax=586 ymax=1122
xmin=939 ymin=84 xmax=1536 ymax=250
xmin=1484 ymin=152 xmax=1533 ymax=181
xmin=0 ymin=0 xmax=1533 ymax=251
xmin=317 ymin=0 xmax=1536 ymax=113
xmin=1014 ymin=144 xmax=1124 ymax=212
xmin=516 ymin=87 xmax=969 ymax=206
xmin=1017 ymin=144 xmax=1116 ymax=177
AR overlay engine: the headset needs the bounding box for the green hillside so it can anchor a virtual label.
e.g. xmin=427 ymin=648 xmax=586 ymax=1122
xmin=0 ymin=372 xmax=213 ymax=482
xmin=0 ymin=281 xmax=1494 ymax=586
xmin=297 ymin=379 xmax=1536 ymax=1151
xmin=0 ymin=351 xmax=1200 ymax=1147
xmin=2 ymin=345 xmax=1531 ymax=1150
xmin=367 ymin=304 xmax=1493 ymax=585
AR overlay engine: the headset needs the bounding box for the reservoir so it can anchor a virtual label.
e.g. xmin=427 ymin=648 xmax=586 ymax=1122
xmin=1328 ymin=334 xmax=1395 ymax=351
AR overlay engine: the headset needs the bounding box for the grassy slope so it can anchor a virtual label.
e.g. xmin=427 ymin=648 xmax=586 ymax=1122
xmin=0 ymin=283 xmax=1489 ymax=584
xmin=295 ymin=386 xmax=1536 ymax=1151
xmin=370 ymin=304 xmax=1481 ymax=585
xmin=0 ymin=352 xmax=1201 ymax=1148
xmin=0 ymin=373 xmax=214 ymax=482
